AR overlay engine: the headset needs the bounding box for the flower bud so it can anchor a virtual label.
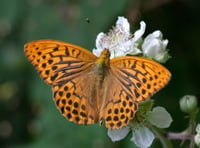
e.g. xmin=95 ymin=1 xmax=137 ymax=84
xmin=179 ymin=95 xmax=198 ymax=114
xmin=142 ymin=30 xmax=170 ymax=63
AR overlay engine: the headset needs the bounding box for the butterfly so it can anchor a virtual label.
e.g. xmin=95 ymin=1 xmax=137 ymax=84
xmin=24 ymin=40 xmax=171 ymax=129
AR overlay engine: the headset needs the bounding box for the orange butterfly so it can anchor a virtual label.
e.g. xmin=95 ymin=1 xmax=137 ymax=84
xmin=24 ymin=40 xmax=171 ymax=129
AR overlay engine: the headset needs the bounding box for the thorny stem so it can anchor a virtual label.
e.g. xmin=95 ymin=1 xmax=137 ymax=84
xmin=152 ymin=127 xmax=173 ymax=148
xmin=165 ymin=132 xmax=193 ymax=140
xmin=153 ymin=129 xmax=195 ymax=148
xmin=164 ymin=132 xmax=195 ymax=147
xmin=164 ymin=113 xmax=196 ymax=148
xmin=153 ymin=112 xmax=197 ymax=148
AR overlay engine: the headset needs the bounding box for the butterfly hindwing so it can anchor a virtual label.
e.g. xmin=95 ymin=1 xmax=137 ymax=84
xmin=52 ymin=65 xmax=100 ymax=125
xmin=99 ymin=73 xmax=138 ymax=129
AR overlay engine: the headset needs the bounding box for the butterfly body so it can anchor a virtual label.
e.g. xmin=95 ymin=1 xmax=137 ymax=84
xmin=95 ymin=48 xmax=110 ymax=85
xmin=24 ymin=40 xmax=171 ymax=129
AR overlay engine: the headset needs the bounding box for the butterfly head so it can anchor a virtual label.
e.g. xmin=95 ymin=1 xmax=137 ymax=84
xmin=96 ymin=48 xmax=111 ymax=67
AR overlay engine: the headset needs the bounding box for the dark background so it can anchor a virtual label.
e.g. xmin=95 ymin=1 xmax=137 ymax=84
xmin=0 ymin=0 xmax=199 ymax=147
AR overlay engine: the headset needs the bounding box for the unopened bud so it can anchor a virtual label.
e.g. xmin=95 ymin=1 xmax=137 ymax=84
xmin=179 ymin=95 xmax=198 ymax=114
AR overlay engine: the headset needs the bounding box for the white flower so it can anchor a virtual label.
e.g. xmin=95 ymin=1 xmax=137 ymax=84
xmin=142 ymin=30 xmax=169 ymax=63
xmin=93 ymin=16 xmax=170 ymax=63
xmin=93 ymin=16 xmax=146 ymax=59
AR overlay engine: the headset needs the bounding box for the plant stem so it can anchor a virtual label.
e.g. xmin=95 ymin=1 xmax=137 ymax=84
xmin=165 ymin=132 xmax=191 ymax=140
xmin=152 ymin=127 xmax=173 ymax=148
xmin=165 ymin=132 xmax=195 ymax=148
xmin=188 ymin=113 xmax=196 ymax=148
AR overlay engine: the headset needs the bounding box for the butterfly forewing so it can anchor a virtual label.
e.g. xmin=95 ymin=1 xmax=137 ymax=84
xmin=110 ymin=56 xmax=171 ymax=102
xmin=24 ymin=40 xmax=97 ymax=85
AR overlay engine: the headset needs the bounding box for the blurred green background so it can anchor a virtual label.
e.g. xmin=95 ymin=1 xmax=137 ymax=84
xmin=0 ymin=0 xmax=200 ymax=147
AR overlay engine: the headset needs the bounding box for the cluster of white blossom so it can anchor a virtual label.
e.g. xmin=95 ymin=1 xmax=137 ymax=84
xmin=93 ymin=16 xmax=170 ymax=63
xmin=93 ymin=16 xmax=172 ymax=148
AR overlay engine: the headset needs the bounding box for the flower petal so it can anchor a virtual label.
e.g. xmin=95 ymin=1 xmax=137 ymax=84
xmin=107 ymin=126 xmax=130 ymax=142
xmin=133 ymin=21 xmax=146 ymax=42
xmin=116 ymin=16 xmax=130 ymax=33
xmin=131 ymin=127 xmax=154 ymax=148
xmin=147 ymin=107 xmax=173 ymax=128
